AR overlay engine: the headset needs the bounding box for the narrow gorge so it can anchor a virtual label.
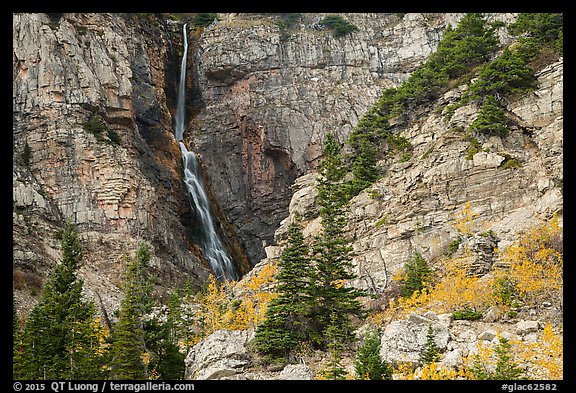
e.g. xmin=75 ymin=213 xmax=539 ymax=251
xmin=13 ymin=12 xmax=563 ymax=381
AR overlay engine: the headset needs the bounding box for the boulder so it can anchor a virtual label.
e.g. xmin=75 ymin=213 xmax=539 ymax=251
xmin=279 ymin=364 xmax=313 ymax=380
xmin=185 ymin=329 xmax=255 ymax=380
xmin=478 ymin=330 xmax=498 ymax=341
xmin=380 ymin=315 xmax=449 ymax=367
xmin=515 ymin=320 xmax=540 ymax=336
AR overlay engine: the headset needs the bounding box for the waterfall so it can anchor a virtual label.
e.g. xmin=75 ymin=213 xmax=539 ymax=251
xmin=175 ymin=22 xmax=188 ymax=142
xmin=175 ymin=23 xmax=237 ymax=281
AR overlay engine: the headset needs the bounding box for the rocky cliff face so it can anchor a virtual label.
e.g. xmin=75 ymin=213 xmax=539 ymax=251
xmin=12 ymin=13 xmax=213 ymax=315
xmin=188 ymin=13 xmax=469 ymax=264
xmin=274 ymin=56 xmax=563 ymax=294
xmin=13 ymin=12 xmax=561 ymax=325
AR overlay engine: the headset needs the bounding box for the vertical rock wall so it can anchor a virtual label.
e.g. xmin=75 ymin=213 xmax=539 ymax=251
xmin=12 ymin=13 xmax=211 ymax=315
xmin=189 ymin=13 xmax=462 ymax=264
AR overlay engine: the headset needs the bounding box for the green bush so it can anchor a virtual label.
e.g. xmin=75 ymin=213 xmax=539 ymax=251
xmin=193 ymin=13 xmax=218 ymax=28
xmin=452 ymin=308 xmax=483 ymax=320
xmin=22 ymin=142 xmax=32 ymax=166
xmin=320 ymin=15 xmax=359 ymax=37
xmin=107 ymin=130 xmax=122 ymax=146
xmin=508 ymin=13 xmax=563 ymax=54
xmin=468 ymin=96 xmax=509 ymax=137
xmin=446 ymin=236 xmax=462 ymax=256
xmin=499 ymin=153 xmax=521 ymax=169
xmin=83 ymin=115 xmax=120 ymax=146
xmin=83 ymin=115 xmax=106 ymax=134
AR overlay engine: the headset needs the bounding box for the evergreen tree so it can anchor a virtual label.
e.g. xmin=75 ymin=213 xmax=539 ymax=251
xmin=400 ymin=251 xmax=431 ymax=298
xmin=350 ymin=137 xmax=380 ymax=197
xmin=465 ymin=49 xmax=537 ymax=104
xmin=432 ymin=13 xmax=498 ymax=79
xmin=508 ymin=13 xmax=563 ymax=53
xmin=320 ymin=311 xmax=347 ymax=380
xmin=311 ymin=133 xmax=365 ymax=347
xmin=109 ymin=241 xmax=185 ymax=379
xmin=144 ymin=316 xmax=186 ymax=380
xmin=354 ymin=329 xmax=392 ymax=380
xmin=254 ymin=213 xmax=314 ymax=360
xmin=468 ymin=95 xmax=509 ymax=137
xmin=14 ymin=221 xmax=105 ymax=380
xmin=420 ymin=324 xmax=441 ymax=365
xmin=13 ymin=294 xmax=23 ymax=377
xmin=108 ymin=242 xmax=153 ymax=379
xmin=316 ymin=132 xmax=349 ymax=212
xmin=493 ymin=337 xmax=525 ymax=380
xmin=471 ymin=336 xmax=525 ymax=380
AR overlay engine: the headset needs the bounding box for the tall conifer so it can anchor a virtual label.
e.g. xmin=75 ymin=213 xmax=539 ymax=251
xmin=420 ymin=324 xmax=441 ymax=365
xmin=255 ymin=213 xmax=313 ymax=359
xmin=108 ymin=242 xmax=152 ymax=379
xmin=354 ymin=329 xmax=392 ymax=380
xmin=14 ymin=221 xmax=105 ymax=379
xmin=311 ymin=133 xmax=365 ymax=347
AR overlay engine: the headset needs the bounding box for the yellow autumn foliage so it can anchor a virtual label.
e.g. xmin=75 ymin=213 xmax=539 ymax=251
xmin=514 ymin=323 xmax=563 ymax=380
xmin=499 ymin=214 xmax=563 ymax=306
xmin=461 ymin=325 xmax=563 ymax=381
xmin=453 ymin=201 xmax=479 ymax=236
xmin=372 ymin=249 xmax=493 ymax=324
xmin=188 ymin=262 xmax=279 ymax=343
xmin=420 ymin=362 xmax=474 ymax=380
xmin=372 ymin=212 xmax=562 ymax=326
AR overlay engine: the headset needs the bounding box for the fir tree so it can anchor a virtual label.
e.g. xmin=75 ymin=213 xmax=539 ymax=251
xmin=320 ymin=311 xmax=347 ymax=380
xmin=350 ymin=137 xmax=380 ymax=197
xmin=109 ymin=242 xmax=153 ymax=379
xmin=493 ymin=337 xmax=525 ymax=380
xmin=144 ymin=316 xmax=186 ymax=380
xmin=13 ymin=294 xmax=23 ymax=376
xmin=316 ymin=132 xmax=349 ymax=212
xmin=14 ymin=221 xmax=105 ymax=380
xmin=432 ymin=13 xmax=498 ymax=79
xmin=420 ymin=324 xmax=441 ymax=365
xmin=311 ymin=133 xmax=365 ymax=347
xmin=254 ymin=213 xmax=314 ymax=360
xmin=354 ymin=329 xmax=392 ymax=380
xmin=400 ymin=251 xmax=431 ymax=298
xmin=471 ymin=336 xmax=525 ymax=380
xmin=109 ymin=241 xmax=185 ymax=379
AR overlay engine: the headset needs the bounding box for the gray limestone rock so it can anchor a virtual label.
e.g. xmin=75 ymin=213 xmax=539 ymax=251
xmin=185 ymin=329 xmax=255 ymax=380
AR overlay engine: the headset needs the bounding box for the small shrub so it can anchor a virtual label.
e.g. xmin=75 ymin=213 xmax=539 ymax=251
xmin=452 ymin=307 xmax=483 ymax=320
xmin=22 ymin=142 xmax=32 ymax=166
xmin=83 ymin=115 xmax=106 ymax=135
xmin=193 ymin=13 xmax=218 ymax=28
xmin=499 ymin=154 xmax=521 ymax=169
xmin=446 ymin=236 xmax=462 ymax=257
xmin=399 ymin=152 xmax=411 ymax=163
xmin=107 ymin=129 xmax=122 ymax=146
xmin=468 ymin=96 xmax=509 ymax=137
xmin=320 ymin=15 xmax=359 ymax=37
xmin=375 ymin=216 xmax=387 ymax=227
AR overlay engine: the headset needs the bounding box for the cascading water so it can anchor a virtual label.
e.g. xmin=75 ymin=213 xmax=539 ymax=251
xmin=175 ymin=23 xmax=237 ymax=281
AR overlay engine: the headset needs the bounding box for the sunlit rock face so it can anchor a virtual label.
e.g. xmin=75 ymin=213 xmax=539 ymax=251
xmin=190 ymin=13 xmax=464 ymax=264
xmin=13 ymin=13 xmax=211 ymax=316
